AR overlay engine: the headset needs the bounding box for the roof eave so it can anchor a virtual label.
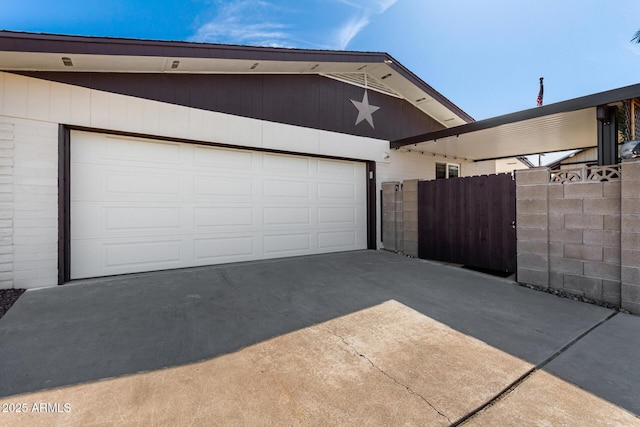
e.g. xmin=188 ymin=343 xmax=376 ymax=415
xmin=392 ymin=82 xmax=640 ymax=149
xmin=0 ymin=30 xmax=473 ymax=127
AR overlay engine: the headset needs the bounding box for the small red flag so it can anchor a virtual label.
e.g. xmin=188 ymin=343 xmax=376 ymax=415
xmin=537 ymin=77 xmax=544 ymax=107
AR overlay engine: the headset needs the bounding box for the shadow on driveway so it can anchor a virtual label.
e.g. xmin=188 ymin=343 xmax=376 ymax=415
xmin=0 ymin=250 xmax=636 ymax=416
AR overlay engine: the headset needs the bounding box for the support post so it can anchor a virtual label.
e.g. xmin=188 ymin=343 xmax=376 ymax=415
xmin=597 ymin=105 xmax=618 ymax=166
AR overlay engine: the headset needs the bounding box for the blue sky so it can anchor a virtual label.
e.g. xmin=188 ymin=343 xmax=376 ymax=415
xmin=3 ymin=0 xmax=640 ymax=121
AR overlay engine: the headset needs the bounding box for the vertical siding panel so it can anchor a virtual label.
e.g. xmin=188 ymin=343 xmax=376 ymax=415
xmin=69 ymin=85 xmax=91 ymax=125
xmin=89 ymin=89 xmax=110 ymax=129
xmin=27 ymin=78 xmax=51 ymax=121
xmin=3 ymin=73 xmax=28 ymax=118
xmin=49 ymin=82 xmax=72 ymax=124
xmin=0 ymin=72 xmax=5 ymax=116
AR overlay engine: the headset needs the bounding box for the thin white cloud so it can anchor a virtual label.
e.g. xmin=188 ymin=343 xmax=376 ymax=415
xmin=189 ymin=0 xmax=295 ymax=47
xmin=189 ymin=0 xmax=399 ymax=49
xmin=334 ymin=14 xmax=370 ymax=50
xmin=332 ymin=0 xmax=399 ymax=49
xmin=336 ymin=0 xmax=398 ymax=14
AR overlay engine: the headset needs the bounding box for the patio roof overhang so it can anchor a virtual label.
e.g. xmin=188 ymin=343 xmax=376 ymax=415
xmin=0 ymin=30 xmax=473 ymax=128
xmin=391 ymin=83 xmax=640 ymax=162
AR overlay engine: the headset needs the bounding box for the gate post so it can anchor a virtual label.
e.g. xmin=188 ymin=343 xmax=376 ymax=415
xmin=402 ymin=179 xmax=419 ymax=257
xmin=515 ymin=168 xmax=550 ymax=288
xmin=382 ymin=182 xmax=402 ymax=252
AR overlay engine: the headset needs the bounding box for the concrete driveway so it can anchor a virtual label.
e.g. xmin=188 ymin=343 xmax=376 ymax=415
xmin=0 ymin=250 xmax=638 ymax=426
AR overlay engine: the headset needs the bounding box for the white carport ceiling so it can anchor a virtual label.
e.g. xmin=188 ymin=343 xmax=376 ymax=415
xmin=398 ymin=107 xmax=597 ymax=161
xmin=392 ymin=83 xmax=640 ymax=162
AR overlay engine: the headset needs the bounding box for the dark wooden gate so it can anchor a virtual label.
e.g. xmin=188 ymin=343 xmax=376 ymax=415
xmin=418 ymin=173 xmax=516 ymax=273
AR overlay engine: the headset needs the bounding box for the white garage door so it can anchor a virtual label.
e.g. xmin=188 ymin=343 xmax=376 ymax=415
xmin=70 ymin=131 xmax=368 ymax=279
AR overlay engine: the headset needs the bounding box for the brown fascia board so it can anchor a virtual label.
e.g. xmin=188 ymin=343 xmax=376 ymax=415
xmin=391 ymin=82 xmax=640 ymax=149
xmin=0 ymin=30 xmax=472 ymax=124
xmin=0 ymin=30 xmax=387 ymax=62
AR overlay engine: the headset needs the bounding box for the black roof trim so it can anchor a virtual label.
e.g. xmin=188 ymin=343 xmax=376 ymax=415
xmin=0 ymin=30 xmax=389 ymax=61
xmin=384 ymin=54 xmax=474 ymax=123
xmin=392 ymin=83 xmax=640 ymax=149
xmin=0 ymin=30 xmax=472 ymax=122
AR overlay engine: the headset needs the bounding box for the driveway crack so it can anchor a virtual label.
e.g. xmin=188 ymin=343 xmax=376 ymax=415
xmin=452 ymin=311 xmax=620 ymax=426
xmin=325 ymin=328 xmax=452 ymax=424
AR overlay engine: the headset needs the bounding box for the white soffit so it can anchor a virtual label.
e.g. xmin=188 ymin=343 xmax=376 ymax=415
xmin=321 ymin=72 xmax=403 ymax=98
xmin=404 ymin=107 xmax=597 ymax=161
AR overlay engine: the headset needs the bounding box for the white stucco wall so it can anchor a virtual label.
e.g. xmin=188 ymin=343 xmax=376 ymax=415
xmin=0 ymin=71 xmax=393 ymax=288
xmin=495 ymin=158 xmax=529 ymax=174
xmin=460 ymin=158 xmax=528 ymax=177
xmin=377 ymin=149 xmax=489 ymax=183
xmin=1 ymin=71 xmax=518 ymax=288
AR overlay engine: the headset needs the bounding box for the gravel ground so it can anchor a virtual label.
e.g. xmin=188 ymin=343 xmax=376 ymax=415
xmin=517 ymin=282 xmax=631 ymax=314
xmin=0 ymin=289 xmax=26 ymax=320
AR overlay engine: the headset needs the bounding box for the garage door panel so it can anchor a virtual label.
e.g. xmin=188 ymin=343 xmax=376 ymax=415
xmin=70 ymin=132 xmax=103 ymax=164
xmin=193 ymin=146 xmax=253 ymax=169
xmin=194 ymin=236 xmax=255 ymax=261
xmin=70 ymin=130 xmax=367 ymax=279
xmin=105 ymin=207 xmax=182 ymax=231
xmin=194 ymin=175 xmax=253 ymax=197
xmin=71 ymin=238 xmax=186 ymax=278
xmin=263 ymin=180 xmax=309 ymax=198
xmin=263 ymin=207 xmax=310 ymax=225
xmin=72 ymin=204 xmax=187 ymax=239
xmin=105 ymin=240 xmax=183 ymax=268
xmin=194 ymin=207 xmax=254 ymax=228
xmin=318 ymin=182 xmax=356 ymax=200
xmin=71 ymin=164 xmax=101 ymax=201
xmin=263 ymin=153 xmax=310 ymax=174
xmin=107 ymin=172 xmax=181 ymax=195
xmin=318 ymin=230 xmax=358 ymax=249
xmin=317 ymin=159 xmax=357 ymax=177
xmin=263 ymin=233 xmax=311 ymax=254
xmin=105 ymin=136 xmax=181 ymax=165
xmin=318 ymin=207 xmax=357 ymax=224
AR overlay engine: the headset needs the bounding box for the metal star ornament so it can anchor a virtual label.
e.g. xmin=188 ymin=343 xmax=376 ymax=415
xmin=350 ymin=90 xmax=380 ymax=129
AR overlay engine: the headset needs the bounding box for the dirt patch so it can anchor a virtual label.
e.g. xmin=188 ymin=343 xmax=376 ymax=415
xmin=0 ymin=289 xmax=26 ymax=320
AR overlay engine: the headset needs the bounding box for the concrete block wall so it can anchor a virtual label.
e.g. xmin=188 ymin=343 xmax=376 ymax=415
xmin=621 ymin=160 xmax=640 ymax=313
xmin=515 ymin=168 xmax=549 ymax=288
xmin=402 ymin=179 xmax=419 ymax=257
xmin=548 ymin=179 xmax=621 ymax=305
xmin=395 ymin=184 xmax=404 ymax=253
xmin=381 ymin=182 xmax=402 ymax=252
xmin=381 ymin=179 xmax=418 ymax=257
xmin=516 ymin=161 xmax=640 ymax=314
